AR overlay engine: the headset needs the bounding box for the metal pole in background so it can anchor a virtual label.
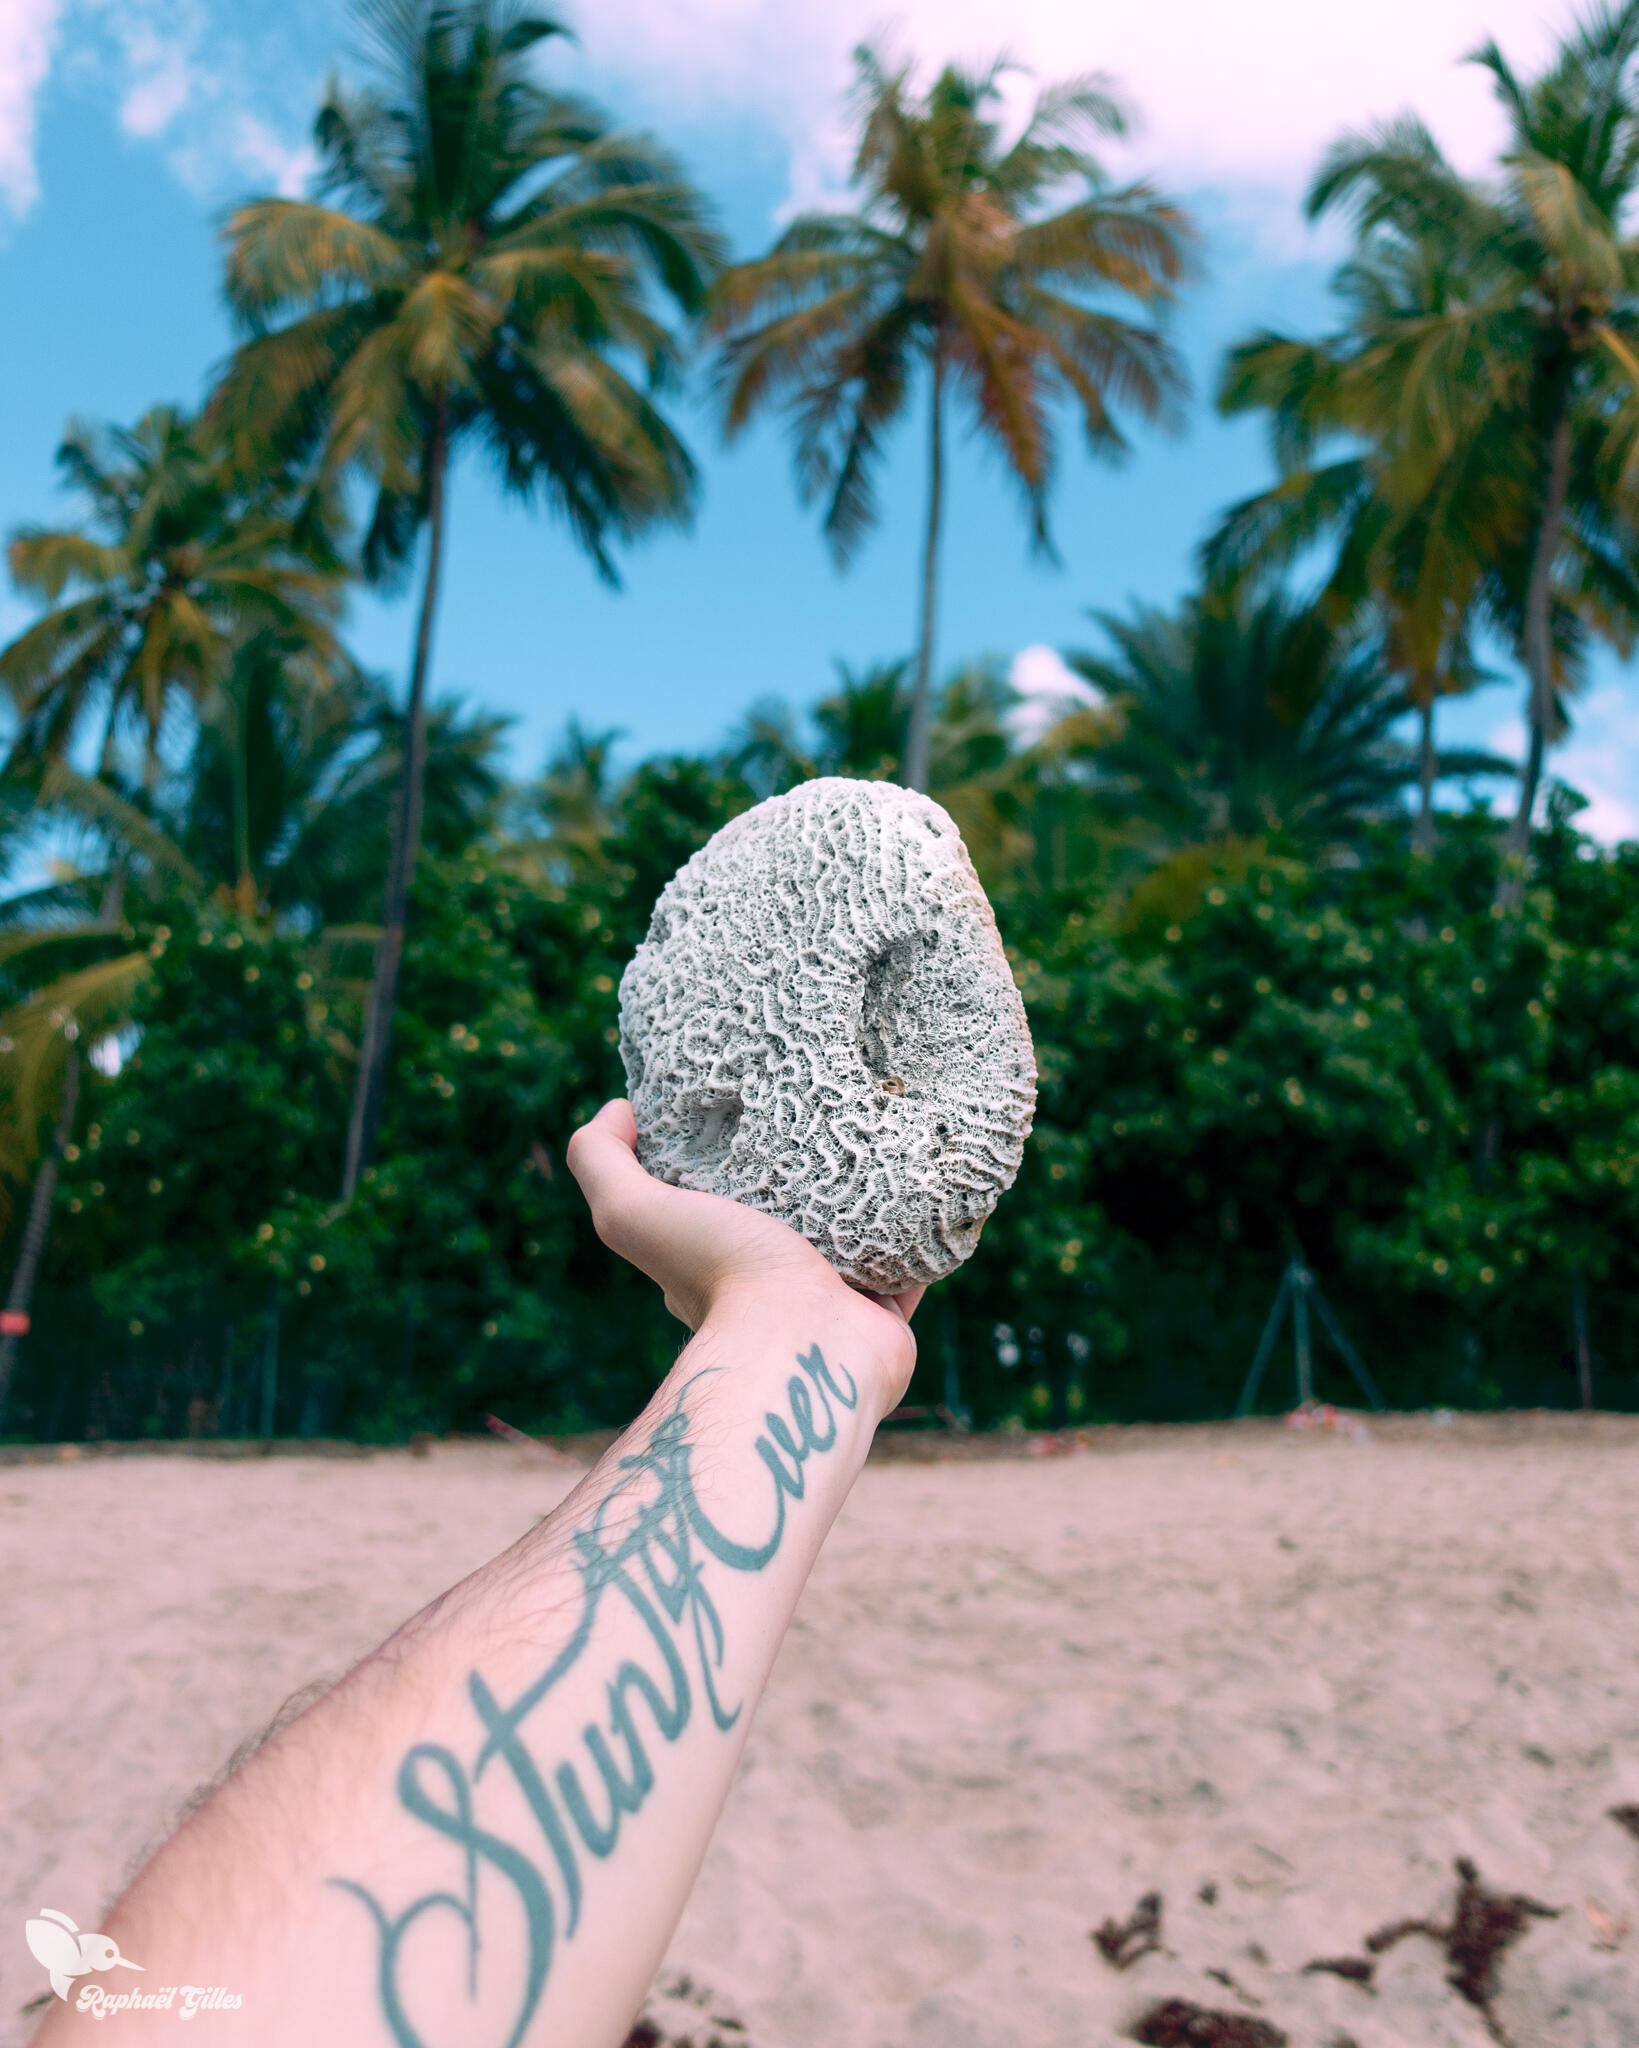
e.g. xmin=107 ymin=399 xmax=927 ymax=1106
xmin=1291 ymin=1265 xmax=1315 ymax=1409
xmin=1237 ymin=1265 xmax=1293 ymax=1417
xmin=1308 ymin=1278 xmax=1386 ymax=1411
xmin=1241 ymin=1259 xmax=1384 ymax=1417
xmin=1572 ymin=1276 xmax=1594 ymax=1411
xmin=216 ymin=1319 xmax=236 ymax=1436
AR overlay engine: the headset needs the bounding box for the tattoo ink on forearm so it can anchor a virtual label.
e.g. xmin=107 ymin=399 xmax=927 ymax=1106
xmin=333 ymin=1343 xmax=858 ymax=2048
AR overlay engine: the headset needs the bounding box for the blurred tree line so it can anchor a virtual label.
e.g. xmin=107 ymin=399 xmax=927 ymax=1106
xmin=3 ymin=649 xmax=1637 ymax=1439
xmin=4 ymin=1 xmax=1639 ymax=1436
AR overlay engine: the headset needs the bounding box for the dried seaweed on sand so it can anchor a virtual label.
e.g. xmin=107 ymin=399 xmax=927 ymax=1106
xmin=1365 ymin=1856 xmax=1559 ymax=2044
xmin=1094 ymin=1890 xmax=1165 ymax=1969
xmin=1128 ymin=1997 xmax=1287 ymax=2046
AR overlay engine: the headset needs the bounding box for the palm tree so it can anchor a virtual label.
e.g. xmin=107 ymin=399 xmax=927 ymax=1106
xmin=812 ymin=660 xmax=912 ymax=783
xmin=514 ymin=718 xmax=625 ymax=881
xmin=1067 ymin=587 xmax=1419 ymax=861
xmin=709 ymin=42 xmax=1192 ymax=793
xmin=728 ymin=661 xmax=910 ymax=795
xmin=1208 ymin=466 xmax=1490 ymax=853
xmin=2 ymin=408 xmax=344 ymax=846
xmin=726 ymin=656 xmax=1032 ymax=888
xmin=214 ymin=0 xmax=722 ymax=1201
xmin=178 ymin=660 xmax=505 ymax=928
xmin=1293 ymin=2 xmax=1639 ymax=891
xmin=1210 ymin=204 xmax=1506 ymax=851
xmin=0 ymin=653 xmax=506 ymax=1413
xmin=0 ymin=1029 xmax=77 ymax=1421
xmin=1209 ymin=309 xmax=1502 ymax=853
xmin=0 ymin=796 xmax=187 ymax=1423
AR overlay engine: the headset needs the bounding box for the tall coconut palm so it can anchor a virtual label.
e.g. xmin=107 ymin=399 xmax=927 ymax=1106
xmin=214 ymin=0 xmax=721 ymax=1201
xmin=709 ymin=42 xmax=1192 ymax=793
xmin=2 ymin=408 xmax=345 ymax=836
xmin=1209 ymin=245 xmax=1504 ymax=856
xmin=1294 ymin=2 xmax=1639 ymax=892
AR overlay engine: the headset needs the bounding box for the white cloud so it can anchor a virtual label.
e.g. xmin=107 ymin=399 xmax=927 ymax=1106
xmin=87 ymin=0 xmax=322 ymax=199
xmin=1555 ymin=686 xmax=1639 ymax=844
xmin=0 ymin=0 xmax=64 ymax=218
xmin=2 ymin=0 xmax=323 ymax=216
xmin=1007 ymin=641 xmax=1101 ymax=744
xmin=116 ymin=16 xmax=193 ymax=137
xmin=579 ymin=0 xmax=1565 ymax=226
xmin=229 ymin=112 xmax=317 ymax=200
xmin=1488 ymin=689 xmax=1639 ymax=845
xmin=0 ymin=0 xmax=1579 ymax=237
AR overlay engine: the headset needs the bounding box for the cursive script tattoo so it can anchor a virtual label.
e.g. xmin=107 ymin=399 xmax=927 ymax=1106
xmin=334 ymin=1344 xmax=858 ymax=2048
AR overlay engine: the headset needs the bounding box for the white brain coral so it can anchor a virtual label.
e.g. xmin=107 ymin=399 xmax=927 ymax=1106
xmin=618 ymin=777 xmax=1037 ymax=1291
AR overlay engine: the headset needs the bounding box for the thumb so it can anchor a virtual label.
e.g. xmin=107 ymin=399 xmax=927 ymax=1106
xmin=565 ymin=1098 xmax=648 ymax=1228
xmin=565 ymin=1097 xmax=724 ymax=1326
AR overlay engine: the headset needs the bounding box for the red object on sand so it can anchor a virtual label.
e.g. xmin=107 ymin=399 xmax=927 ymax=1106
xmin=0 ymin=1311 xmax=30 ymax=1335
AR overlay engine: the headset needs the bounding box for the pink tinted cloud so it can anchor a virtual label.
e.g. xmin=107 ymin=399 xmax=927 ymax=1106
xmin=577 ymin=0 xmax=1564 ymax=211
xmin=0 ymin=0 xmax=63 ymax=216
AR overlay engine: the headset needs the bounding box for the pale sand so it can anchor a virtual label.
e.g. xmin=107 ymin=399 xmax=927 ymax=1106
xmin=4 ymin=1415 xmax=1639 ymax=2047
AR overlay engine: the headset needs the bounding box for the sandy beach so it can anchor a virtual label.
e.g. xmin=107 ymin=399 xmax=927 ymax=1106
xmin=5 ymin=1413 xmax=1638 ymax=2047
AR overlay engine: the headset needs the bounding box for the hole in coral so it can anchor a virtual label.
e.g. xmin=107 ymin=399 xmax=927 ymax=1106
xmin=861 ymin=935 xmax=933 ymax=1085
xmin=686 ymin=1094 xmax=743 ymax=1164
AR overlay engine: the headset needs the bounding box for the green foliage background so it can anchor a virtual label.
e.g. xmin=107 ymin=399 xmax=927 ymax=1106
xmin=9 ymin=6 xmax=1639 ymax=1440
xmin=9 ymin=762 xmax=1636 ymax=1442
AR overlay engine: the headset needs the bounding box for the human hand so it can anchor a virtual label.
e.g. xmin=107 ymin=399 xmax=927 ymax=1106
xmin=565 ymin=1099 xmax=922 ymax=1404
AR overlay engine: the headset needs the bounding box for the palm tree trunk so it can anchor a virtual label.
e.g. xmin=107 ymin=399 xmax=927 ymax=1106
xmin=1412 ymin=692 xmax=1438 ymax=855
xmin=0 ymin=1040 xmax=81 ymax=1424
xmin=340 ymin=412 xmax=450 ymax=1201
xmin=97 ymin=694 xmax=126 ymax=926
xmin=1497 ymin=390 xmax=1573 ymax=907
xmin=904 ymin=348 xmax=946 ymax=794
xmin=96 ymin=692 xmax=121 ymax=779
xmin=98 ymin=867 xmax=126 ymax=928
xmin=231 ymin=671 xmax=256 ymax=918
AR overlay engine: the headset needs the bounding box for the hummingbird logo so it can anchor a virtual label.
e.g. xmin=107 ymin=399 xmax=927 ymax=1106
xmin=25 ymin=1909 xmax=145 ymax=2001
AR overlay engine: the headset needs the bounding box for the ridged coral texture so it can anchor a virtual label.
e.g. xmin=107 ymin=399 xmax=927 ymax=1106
xmin=619 ymin=777 xmax=1037 ymax=1291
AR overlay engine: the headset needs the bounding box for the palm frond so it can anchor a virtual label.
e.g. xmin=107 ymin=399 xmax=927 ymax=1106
xmin=223 ymin=201 xmax=408 ymax=323
xmin=1011 ymin=187 xmax=1193 ymax=298
xmin=1200 ymin=459 xmax=1371 ymax=586
xmin=6 ymin=530 xmax=126 ymax=601
xmin=0 ymin=951 xmax=151 ymax=1178
xmin=790 ymin=306 xmax=918 ymax=564
xmin=35 ymin=764 xmax=205 ymax=892
xmin=1307 ymin=117 xmax=1502 ymax=251
xmin=715 ymin=285 xmax=881 ymax=438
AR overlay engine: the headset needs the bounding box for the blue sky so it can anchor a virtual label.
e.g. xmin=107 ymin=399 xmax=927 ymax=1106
xmin=3 ymin=0 xmax=1637 ymax=836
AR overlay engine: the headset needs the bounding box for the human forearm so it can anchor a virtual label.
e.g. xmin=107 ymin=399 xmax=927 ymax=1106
xmin=40 ymin=1288 xmax=898 ymax=2045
